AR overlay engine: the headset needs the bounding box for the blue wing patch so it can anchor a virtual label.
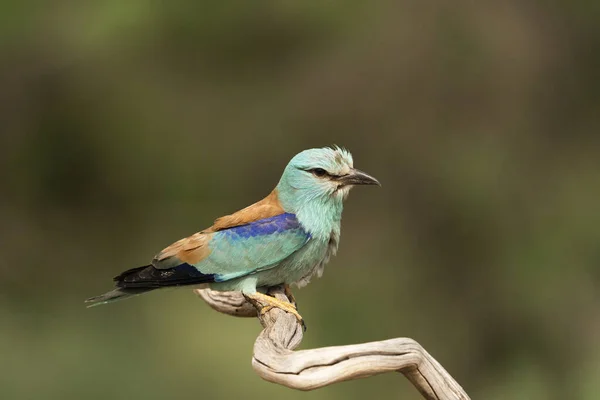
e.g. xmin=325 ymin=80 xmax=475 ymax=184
xmin=220 ymin=213 xmax=308 ymax=240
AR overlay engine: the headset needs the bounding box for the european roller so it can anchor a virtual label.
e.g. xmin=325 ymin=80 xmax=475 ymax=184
xmin=86 ymin=146 xmax=380 ymax=322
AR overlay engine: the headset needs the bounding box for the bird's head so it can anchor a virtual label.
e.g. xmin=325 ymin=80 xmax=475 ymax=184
xmin=276 ymin=146 xmax=380 ymax=213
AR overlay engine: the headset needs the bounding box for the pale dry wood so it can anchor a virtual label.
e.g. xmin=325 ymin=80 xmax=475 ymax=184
xmin=194 ymin=286 xmax=470 ymax=400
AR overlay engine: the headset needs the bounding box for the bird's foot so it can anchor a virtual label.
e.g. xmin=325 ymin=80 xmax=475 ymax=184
xmin=283 ymin=284 xmax=297 ymax=309
xmin=244 ymin=291 xmax=306 ymax=331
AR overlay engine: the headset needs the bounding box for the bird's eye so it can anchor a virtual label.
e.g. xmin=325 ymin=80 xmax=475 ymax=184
xmin=311 ymin=168 xmax=328 ymax=177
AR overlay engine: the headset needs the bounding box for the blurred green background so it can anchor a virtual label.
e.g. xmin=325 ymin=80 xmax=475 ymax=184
xmin=1 ymin=1 xmax=599 ymax=399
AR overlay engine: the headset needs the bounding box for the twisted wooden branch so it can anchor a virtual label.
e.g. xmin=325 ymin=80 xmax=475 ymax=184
xmin=195 ymin=286 xmax=470 ymax=400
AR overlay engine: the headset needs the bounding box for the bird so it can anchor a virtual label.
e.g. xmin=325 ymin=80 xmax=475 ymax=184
xmin=86 ymin=146 xmax=380 ymax=323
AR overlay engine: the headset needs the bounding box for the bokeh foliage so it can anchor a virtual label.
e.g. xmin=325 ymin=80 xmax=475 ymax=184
xmin=1 ymin=1 xmax=599 ymax=399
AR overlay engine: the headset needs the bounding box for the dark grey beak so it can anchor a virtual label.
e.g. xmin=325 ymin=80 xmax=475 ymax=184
xmin=338 ymin=168 xmax=381 ymax=186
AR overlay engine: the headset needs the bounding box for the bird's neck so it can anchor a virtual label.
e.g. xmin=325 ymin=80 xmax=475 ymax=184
xmin=278 ymin=189 xmax=344 ymax=241
xmin=297 ymin=199 xmax=343 ymax=241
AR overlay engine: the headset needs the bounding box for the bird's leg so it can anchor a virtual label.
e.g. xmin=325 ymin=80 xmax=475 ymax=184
xmin=283 ymin=284 xmax=297 ymax=308
xmin=244 ymin=291 xmax=304 ymax=327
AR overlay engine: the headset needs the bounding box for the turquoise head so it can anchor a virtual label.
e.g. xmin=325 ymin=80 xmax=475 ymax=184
xmin=276 ymin=146 xmax=380 ymax=238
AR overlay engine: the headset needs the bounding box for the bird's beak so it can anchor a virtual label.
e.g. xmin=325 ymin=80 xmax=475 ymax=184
xmin=337 ymin=168 xmax=381 ymax=186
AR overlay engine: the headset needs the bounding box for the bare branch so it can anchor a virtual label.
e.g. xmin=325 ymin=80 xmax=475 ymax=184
xmin=194 ymin=286 xmax=470 ymax=400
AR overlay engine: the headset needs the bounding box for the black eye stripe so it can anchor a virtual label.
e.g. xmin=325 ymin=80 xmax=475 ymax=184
xmin=297 ymin=167 xmax=343 ymax=179
xmin=311 ymin=168 xmax=327 ymax=177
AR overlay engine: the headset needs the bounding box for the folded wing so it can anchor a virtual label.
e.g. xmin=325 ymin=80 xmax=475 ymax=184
xmin=116 ymin=191 xmax=311 ymax=289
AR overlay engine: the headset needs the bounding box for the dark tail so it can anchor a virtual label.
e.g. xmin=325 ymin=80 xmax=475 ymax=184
xmin=86 ymin=264 xmax=215 ymax=307
xmin=85 ymin=287 xmax=155 ymax=307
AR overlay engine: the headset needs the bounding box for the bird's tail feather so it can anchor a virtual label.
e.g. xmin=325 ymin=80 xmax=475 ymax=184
xmin=86 ymin=265 xmax=158 ymax=307
xmin=85 ymin=287 xmax=154 ymax=307
xmin=86 ymin=263 xmax=215 ymax=307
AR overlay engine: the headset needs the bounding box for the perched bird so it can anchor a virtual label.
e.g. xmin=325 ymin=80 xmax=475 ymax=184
xmin=86 ymin=146 xmax=380 ymax=322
